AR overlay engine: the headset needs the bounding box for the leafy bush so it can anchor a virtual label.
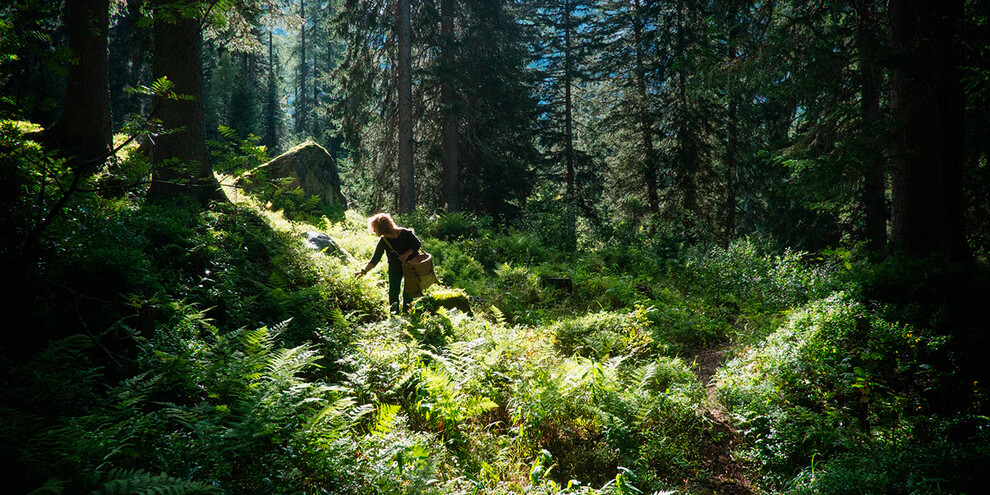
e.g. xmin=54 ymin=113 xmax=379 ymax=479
xmin=641 ymin=302 xmax=730 ymax=352
xmin=786 ymin=426 xmax=990 ymax=495
xmin=490 ymin=231 xmax=552 ymax=267
xmin=516 ymin=196 xmax=578 ymax=254
xmin=493 ymin=263 xmax=545 ymax=323
xmin=569 ymin=271 xmax=644 ymax=312
xmin=714 ymin=291 xmax=976 ymax=490
xmin=428 ymin=239 xmax=487 ymax=291
xmin=551 ymin=309 xmax=653 ymax=360
xmin=686 ymin=238 xmax=837 ymax=316
xmin=430 ymin=210 xmax=481 ymax=241
xmin=512 ymin=355 xmax=706 ymax=489
xmin=3 ymin=314 xmax=364 ymax=494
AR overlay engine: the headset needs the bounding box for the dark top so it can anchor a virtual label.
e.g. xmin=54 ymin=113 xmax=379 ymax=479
xmin=369 ymin=228 xmax=421 ymax=269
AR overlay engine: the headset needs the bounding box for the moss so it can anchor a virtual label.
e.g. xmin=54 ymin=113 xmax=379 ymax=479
xmin=418 ymin=287 xmax=473 ymax=315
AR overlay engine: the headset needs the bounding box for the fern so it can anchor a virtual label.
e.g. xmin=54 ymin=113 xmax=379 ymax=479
xmin=371 ymin=403 xmax=402 ymax=436
xmin=263 ymin=345 xmax=322 ymax=384
xmin=90 ymin=468 xmax=216 ymax=495
xmin=489 ymin=305 xmax=507 ymax=327
xmin=415 ymin=365 xmax=497 ymax=433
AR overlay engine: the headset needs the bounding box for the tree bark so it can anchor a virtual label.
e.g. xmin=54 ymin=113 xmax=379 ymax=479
xmin=888 ymin=0 xmax=969 ymax=260
xmin=563 ymin=0 xmax=575 ymax=198
xmin=297 ymin=0 xmax=309 ymax=134
xmin=146 ymin=0 xmax=224 ymax=204
xmin=397 ymin=0 xmax=415 ymax=212
xmin=46 ymin=0 xmax=112 ymax=168
xmin=857 ymin=2 xmax=887 ymax=254
xmin=724 ymin=41 xmax=738 ymax=248
xmin=632 ymin=0 xmax=658 ymax=218
xmin=264 ymin=29 xmax=280 ymax=152
xmin=440 ymin=0 xmax=459 ymax=211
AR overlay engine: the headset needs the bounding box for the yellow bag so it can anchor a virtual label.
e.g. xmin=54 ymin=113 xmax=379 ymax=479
xmin=403 ymin=252 xmax=438 ymax=295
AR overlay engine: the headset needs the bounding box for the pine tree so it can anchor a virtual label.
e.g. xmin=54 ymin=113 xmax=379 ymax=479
xmin=585 ymin=0 xmax=664 ymax=225
xmin=263 ymin=27 xmax=284 ymax=153
xmin=528 ymin=0 xmax=600 ymax=216
xmin=440 ymin=0 xmax=459 ymax=211
xmin=146 ymin=0 xmax=225 ymax=204
xmin=397 ymin=0 xmax=415 ymax=213
xmin=888 ymin=0 xmax=969 ymax=260
xmin=45 ymin=0 xmax=112 ymax=168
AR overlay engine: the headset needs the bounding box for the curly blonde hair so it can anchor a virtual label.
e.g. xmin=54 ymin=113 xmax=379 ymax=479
xmin=368 ymin=213 xmax=399 ymax=236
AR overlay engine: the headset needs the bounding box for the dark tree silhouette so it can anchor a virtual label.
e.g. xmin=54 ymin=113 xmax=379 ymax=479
xmin=146 ymin=0 xmax=225 ymax=205
xmin=888 ymin=0 xmax=969 ymax=260
xmin=45 ymin=0 xmax=112 ymax=168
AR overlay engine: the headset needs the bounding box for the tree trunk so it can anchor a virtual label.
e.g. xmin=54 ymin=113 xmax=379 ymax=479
xmin=888 ymin=0 xmax=969 ymax=260
xmin=857 ymin=2 xmax=887 ymax=253
xmin=46 ymin=0 xmax=112 ymax=168
xmin=264 ymin=29 xmax=280 ymax=152
xmin=297 ymin=0 xmax=308 ymax=134
xmin=675 ymin=0 xmax=697 ymax=216
xmin=724 ymin=41 xmax=738 ymax=248
xmin=440 ymin=0 xmax=459 ymax=211
xmin=146 ymin=0 xmax=224 ymax=205
xmin=632 ymin=0 xmax=658 ymax=218
xmin=397 ymin=0 xmax=415 ymax=213
xmin=563 ymin=0 xmax=575 ymax=198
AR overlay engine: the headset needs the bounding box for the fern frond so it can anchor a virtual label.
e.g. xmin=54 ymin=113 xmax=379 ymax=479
xmin=371 ymin=403 xmax=402 ymax=435
xmin=264 ymin=345 xmax=322 ymax=382
xmin=91 ymin=468 xmax=216 ymax=495
xmin=305 ymin=397 xmax=360 ymax=432
xmin=489 ymin=305 xmax=506 ymax=327
xmin=238 ymin=325 xmax=273 ymax=358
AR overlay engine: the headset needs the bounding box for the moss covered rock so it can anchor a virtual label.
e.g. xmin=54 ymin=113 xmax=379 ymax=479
xmin=420 ymin=287 xmax=473 ymax=315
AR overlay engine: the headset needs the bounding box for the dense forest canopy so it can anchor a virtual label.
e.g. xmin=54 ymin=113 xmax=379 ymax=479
xmin=1 ymin=0 xmax=988 ymax=494
xmin=3 ymin=0 xmax=985 ymax=256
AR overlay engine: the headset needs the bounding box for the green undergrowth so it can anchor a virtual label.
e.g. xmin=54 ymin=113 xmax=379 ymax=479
xmin=1 ymin=138 xmax=987 ymax=494
xmin=715 ymin=263 xmax=990 ymax=494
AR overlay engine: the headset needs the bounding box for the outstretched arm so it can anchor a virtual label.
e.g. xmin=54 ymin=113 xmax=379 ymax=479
xmin=354 ymin=260 xmax=376 ymax=277
xmin=355 ymin=239 xmax=385 ymax=277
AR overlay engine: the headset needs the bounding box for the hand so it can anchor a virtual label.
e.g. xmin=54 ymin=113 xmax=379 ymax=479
xmin=353 ymin=269 xmax=365 ymax=278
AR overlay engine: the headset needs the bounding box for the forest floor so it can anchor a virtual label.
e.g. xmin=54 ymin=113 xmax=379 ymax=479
xmin=689 ymin=345 xmax=757 ymax=495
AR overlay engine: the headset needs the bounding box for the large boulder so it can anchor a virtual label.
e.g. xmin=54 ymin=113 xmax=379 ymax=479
xmin=302 ymin=231 xmax=353 ymax=262
xmin=245 ymin=141 xmax=347 ymax=209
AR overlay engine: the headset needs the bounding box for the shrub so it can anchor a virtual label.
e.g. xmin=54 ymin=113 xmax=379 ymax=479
xmin=714 ymin=291 xmax=972 ymax=490
xmin=686 ymin=238 xmax=837 ymax=316
xmin=428 ymin=239 xmax=487 ymax=292
xmin=516 ymin=196 xmax=578 ymax=255
xmin=641 ymin=302 xmax=728 ymax=352
xmin=514 ymin=355 xmax=705 ymax=489
xmin=493 ymin=263 xmax=544 ymax=324
xmin=786 ymin=427 xmax=990 ymax=495
xmin=431 ymin=211 xmax=480 ymax=241
xmin=490 ymin=231 xmax=551 ymax=267
xmin=550 ymin=310 xmax=653 ymax=361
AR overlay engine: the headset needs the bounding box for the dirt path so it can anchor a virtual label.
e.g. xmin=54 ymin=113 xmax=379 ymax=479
xmin=689 ymin=346 xmax=757 ymax=495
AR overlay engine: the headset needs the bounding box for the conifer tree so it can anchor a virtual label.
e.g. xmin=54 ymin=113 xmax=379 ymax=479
xmin=586 ymin=0 xmax=664 ymax=224
xmin=888 ymin=0 xmax=969 ymax=260
xmin=440 ymin=0 xmax=459 ymax=211
xmin=529 ymin=0 xmax=597 ymax=209
xmin=146 ymin=0 xmax=225 ymax=204
xmin=397 ymin=0 xmax=415 ymax=213
xmin=46 ymin=0 xmax=112 ymax=168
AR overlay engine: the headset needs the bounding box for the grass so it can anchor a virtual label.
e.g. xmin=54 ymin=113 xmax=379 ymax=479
xmin=1 ymin=155 xmax=987 ymax=494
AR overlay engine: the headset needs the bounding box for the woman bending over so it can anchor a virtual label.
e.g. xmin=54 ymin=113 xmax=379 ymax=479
xmin=354 ymin=213 xmax=421 ymax=313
